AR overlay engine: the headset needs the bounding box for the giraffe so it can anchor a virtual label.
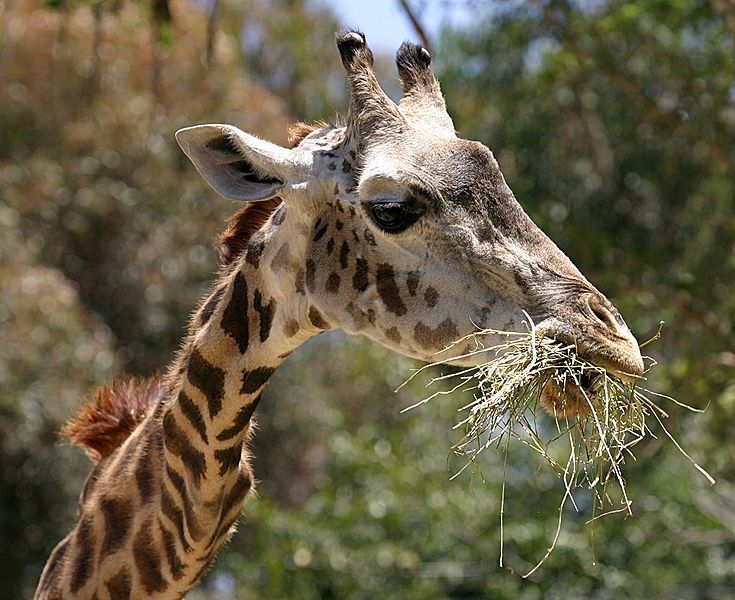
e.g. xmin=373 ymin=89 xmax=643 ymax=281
xmin=36 ymin=31 xmax=644 ymax=598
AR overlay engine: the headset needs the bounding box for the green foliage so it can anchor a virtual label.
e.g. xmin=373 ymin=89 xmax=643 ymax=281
xmin=1 ymin=0 xmax=734 ymax=598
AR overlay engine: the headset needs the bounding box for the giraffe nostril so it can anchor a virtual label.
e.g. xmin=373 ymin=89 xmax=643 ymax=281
xmin=586 ymin=295 xmax=620 ymax=333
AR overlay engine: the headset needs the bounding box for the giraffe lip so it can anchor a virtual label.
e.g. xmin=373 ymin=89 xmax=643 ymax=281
xmin=540 ymin=370 xmax=603 ymax=418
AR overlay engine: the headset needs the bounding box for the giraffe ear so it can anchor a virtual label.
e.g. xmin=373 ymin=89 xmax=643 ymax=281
xmin=176 ymin=124 xmax=294 ymax=201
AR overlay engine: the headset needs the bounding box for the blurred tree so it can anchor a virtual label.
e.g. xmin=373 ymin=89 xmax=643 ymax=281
xmin=1 ymin=0 xmax=734 ymax=598
xmin=0 ymin=203 xmax=118 ymax=596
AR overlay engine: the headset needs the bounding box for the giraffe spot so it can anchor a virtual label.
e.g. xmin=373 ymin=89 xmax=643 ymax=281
xmin=133 ymin=520 xmax=167 ymax=593
xmin=377 ymin=263 xmax=407 ymax=316
xmin=294 ymin=267 xmax=306 ymax=294
xmin=165 ymin=464 xmax=204 ymax=542
xmin=407 ymin=271 xmax=421 ymax=296
xmin=253 ymin=289 xmax=276 ymax=343
xmin=414 ymin=318 xmax=459 ymax=350
xmin=217 ymin=512 xmax=241 ymax=545
xmin=221 ymin=272 xmax=250 ymax=355
xmin=385 ymin=327 xmax=402 ymax=344
xmin=346 ymin=302 xmax=370 ymax=330
xmin=352 ymin=228 xmax=360 ymax=242
xmin=308 ymin=306 xmax=330 ymax=329
xmin=326 ymin=272 xmax=341 ymax=293
xmin=339 ymin=240 xmax=350 ymax=269
xmin=217 ymin=395 xmax=262 ymax=442
xmin=326 ymin=237 xmax=335 ymax=255
xmin=348 ymin=204 xmax=356 ymax=217
xmin=216 ymin=473 xmax=252 ymax=538
xmin=284 ymin=319 xmax=300 ymax=337
xmin=106 ymin=567 xmax=132 ymax=598
xmin=70 ymin=515 xmax=97 ymax=593
xmin=313 ymin=220 xmax=329 ymax=242
xmin=245 ymin=236 xmax=266 ymax=268
xmin=424 ymin=286 xmax=439 ymax=308
xmin=328 ymin=162 xmax=336 ymax=170
xmin=158 ymin=520 xmax=185 ymax=581
xmin=163 ymin=411 xmax=207 ymax=489
xmin=187 ymin=349 xmax=225 ymax=419
xmin=353 ymin=258 xmax=369 ymax=292
xmin=100 ymin=496 xmax=133 ymax=556
xmin=178 ymin=390 xmax=208 ymax=445
xmin=241 ymin=366 xmax=276 ymax=395
xmin=335 ymin=199 xmax=344 ymax=213
xmin=271 ymin=203 xmax=287 ymax=226
xmin=200 ymin=286 xmax=225 ymax=326
xmin=223 ymin=472 xmax=253 ymax=515
xmin=215 ymin=443 xmax=243 ymax=476
xmin=135 ymin=433 xmax=159 ymax=504
xmin=342 ymin=159 xmax=352 ymax=173
xmin=160 ymin=487 xmax=191 ymax=553
xmin=364 ymin=228 xmax=377 ymax=246
xmin=336 ymin=219 xmax=344 ymax=230
xmin=305 ymin=259 xmax=316 ymax=293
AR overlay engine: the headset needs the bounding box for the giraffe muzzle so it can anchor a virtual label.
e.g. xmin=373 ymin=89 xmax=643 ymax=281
xmin=534 ymin=291 xmax=645 ymax=382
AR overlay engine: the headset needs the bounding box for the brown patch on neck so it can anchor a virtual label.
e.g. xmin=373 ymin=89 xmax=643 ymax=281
xmin=61 ymin=377 xmax=165 ymax=463
xmin=216 ymin=198 xmax=283 ymax=267
xmin=216 ymin=121 xmax=326 ymax=267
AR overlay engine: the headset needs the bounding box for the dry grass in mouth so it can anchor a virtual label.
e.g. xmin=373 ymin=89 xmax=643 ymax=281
xmin=400 ymin=315 xmax=714 ymax=576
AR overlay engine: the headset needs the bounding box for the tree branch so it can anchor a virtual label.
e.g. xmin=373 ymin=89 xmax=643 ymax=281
xmin=532 ymin=0 xmax=734 ymax=176
xmin=397 ymin=0 xmax=431 ymax=51
xmin=205 ymin=0 xmax=220 ymax=67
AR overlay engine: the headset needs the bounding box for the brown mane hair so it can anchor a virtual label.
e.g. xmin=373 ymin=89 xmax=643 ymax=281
xmin=216 ymin=121 xmax=325 ymax=266
xmin=61 ymin=376 xmax=165 ymax=463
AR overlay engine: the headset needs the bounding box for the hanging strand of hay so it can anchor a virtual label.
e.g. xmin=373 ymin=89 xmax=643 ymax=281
xmin=402 ymin=316 xmax=714 ymax=575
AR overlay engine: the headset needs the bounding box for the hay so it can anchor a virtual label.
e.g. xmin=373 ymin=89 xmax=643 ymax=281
xmin=401 ymin=315 xmax=713 ymax=575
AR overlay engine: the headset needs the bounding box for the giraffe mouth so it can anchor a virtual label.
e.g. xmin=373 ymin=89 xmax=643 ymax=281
xmin=538 ymin=367 xmax=624 ymax=419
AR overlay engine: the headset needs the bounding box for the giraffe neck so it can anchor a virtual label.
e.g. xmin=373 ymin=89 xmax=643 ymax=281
xmin=145 ymin=201 xmax=315 ymax=589
xmin=36 ymin=203 xmax=320 ymax=598
xmin=159 ymin=212 xmax=306 ymax=506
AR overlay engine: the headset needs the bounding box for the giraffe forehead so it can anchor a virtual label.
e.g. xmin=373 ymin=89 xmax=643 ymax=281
xmin=359 ymin=137 xmax=501 ymax=196
xmin=414 ymin=139 xmax=501 ymax=190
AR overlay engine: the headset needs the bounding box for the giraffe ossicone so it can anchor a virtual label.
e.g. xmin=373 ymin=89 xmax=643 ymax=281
xmin=36 ymin=30 xmax=643 ymax=598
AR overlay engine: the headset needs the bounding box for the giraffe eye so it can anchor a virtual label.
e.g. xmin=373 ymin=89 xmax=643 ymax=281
xmin=369 ymin=199 xmax=422 ymax=233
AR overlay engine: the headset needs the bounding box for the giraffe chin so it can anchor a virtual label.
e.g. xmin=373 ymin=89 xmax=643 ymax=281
xmin=539 ymin=375 xmax=599 ymax=419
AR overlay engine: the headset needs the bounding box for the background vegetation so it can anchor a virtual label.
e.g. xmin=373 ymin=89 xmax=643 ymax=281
xmin=1 ymin=0 xmax=733 ymax=598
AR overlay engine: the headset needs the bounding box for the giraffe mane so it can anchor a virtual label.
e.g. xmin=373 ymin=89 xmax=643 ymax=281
xmin=216 ymin=121 xmax=326 ymax=267
xmin=61 ymin=376 xmax=165 ymax=463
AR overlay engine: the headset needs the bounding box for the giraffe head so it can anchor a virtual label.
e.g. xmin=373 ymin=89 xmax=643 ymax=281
xmin=176 ymin=31 xmax=643 ymax=414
